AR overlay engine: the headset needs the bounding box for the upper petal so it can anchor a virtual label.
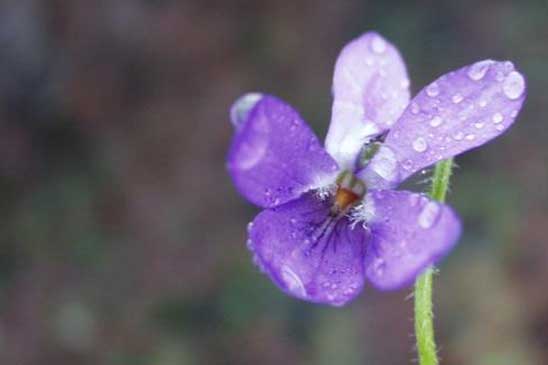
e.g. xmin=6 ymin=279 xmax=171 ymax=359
xmin=227 ymin=95 xmax=339 ymax=208
xmin=325 ymin=32 xmax=410 ymax=169
xmin=359 ymin=60 xmax=526 ymax=189
xmin=361 ymin=190 xmax=461 ymax=290
xmin=248 ymin=193 xmax=368 ymax=306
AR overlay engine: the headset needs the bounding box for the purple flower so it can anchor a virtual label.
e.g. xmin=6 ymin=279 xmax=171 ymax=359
xmin=227 ymin=32 xmax=526 ymax=306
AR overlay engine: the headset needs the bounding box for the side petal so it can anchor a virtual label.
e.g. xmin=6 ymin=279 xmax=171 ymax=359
xmin=325 ymin=32 xmax=410 ymax=169
xmin=359 ymin=60 xmax=526 ymax=189
xmin=361 ymin=190 xmax=461 ymax=290
xmin=227 ymin=95 xmax=339 ymax=208
xmin=248 ymin=193 xmax=368 ymax=306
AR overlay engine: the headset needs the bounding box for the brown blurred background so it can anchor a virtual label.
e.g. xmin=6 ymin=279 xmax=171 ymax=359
xmin=0 ymin=0 xmax=546 ymax=364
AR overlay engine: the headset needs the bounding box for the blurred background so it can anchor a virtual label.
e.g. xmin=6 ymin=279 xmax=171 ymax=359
xmin=0 ymin=0 xmax=546 ymax=364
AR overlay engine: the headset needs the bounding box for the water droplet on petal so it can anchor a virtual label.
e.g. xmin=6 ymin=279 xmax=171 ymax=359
xmin=510 ymin=110 xmax=518 ymax=118
xmin=402 ymin=159 xmax=414 ymax=170
xmin=343 ymin=287 xmax=357 ymax=296
xmin=410 ymin=102 xmax=420 ymax=114
xmin=246 ymin=239 xmax=254 ymax=250
xmin=453 ymin=132 xmax=464 ymax=141
xmin=289 ymin=121 xmax=298 ymax=131
xmin=429 ymin=116 xmax=444 ymax=127
xmin=371 ymin=35 xmax=386 ymax=53
xmin=391 ymin=247 xmax=404 ymax=258
xmin=308 ymin=138 xmax=318 ymax=151
xmin=372 ymin=258 xmax=386 ymax=276
xmin=247 ymin=222 xmax=254 ymax=233
xmin=281 ymin=266 xmax=307 ymax=297
xmin=474 ymin=122 xmax=485 ymax=129
xmin=230 ymin=93 xmax=264 ymax=130
xmin=408 ymin=193 xmax=421 ymax=206
xmin=400 ymin=79 xmax=410 ymax=89
xmin=452 ymin=93 xmax=464 ymax=104
xmin=503 ymin=71 xmax=525 ymax=100
xmin=367 ymin=146 xmax=400 ymax=182
xmin=467 ymin=60 xmax=493 ymax=81
xmin=492 ymin=112 xmax=504 ymax=124
xmin=479 ymin=99 xmax=488 ymax=108
xmin=426 ymin=82 xmax=440 ymax=97
xmin=496 ymin=124 xmax=505 ymax=131
xmin=252 ymin=254 xmax=266 ymax=272
xmin=418 ymin=201 xmax=441 ymax=229
xmin=290 ymin=217 xmax=298 ymax=226
xmin=465 ymin=134 xmax=476 ymax=141
xmin=412 ymin=137 xmax=428 ymax=152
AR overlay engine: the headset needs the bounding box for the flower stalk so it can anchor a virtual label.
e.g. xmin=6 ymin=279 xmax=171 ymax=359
xmin=414 ymin=158 xmax=454 ymax=365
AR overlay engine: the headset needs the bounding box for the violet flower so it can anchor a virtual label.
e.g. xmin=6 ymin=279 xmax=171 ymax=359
xmin=227 ymin=32 xmax=526 ymax=306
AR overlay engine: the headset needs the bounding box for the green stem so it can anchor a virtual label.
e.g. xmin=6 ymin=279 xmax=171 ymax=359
xmin=428 ymin=159 xmax=454 ymax=203
xmin=414 ymin=158 xmax=454 ymax=365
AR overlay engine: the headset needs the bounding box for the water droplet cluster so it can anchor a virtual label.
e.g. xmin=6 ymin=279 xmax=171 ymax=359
xmin=365 ymin=191 xmax=445 ymax=281
xmin=376 ymin=60 xmax=525 ymax=185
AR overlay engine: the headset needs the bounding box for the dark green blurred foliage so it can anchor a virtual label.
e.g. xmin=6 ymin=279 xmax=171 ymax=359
xmin=0 ymin=0 xmax=546 ymax=364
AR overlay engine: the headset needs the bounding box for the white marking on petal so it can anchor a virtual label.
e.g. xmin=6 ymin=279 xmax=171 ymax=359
xmin=333 ymin=100 xmax=365 ymax=116
xmin=342 ymin=68 xmax=362 ymax=93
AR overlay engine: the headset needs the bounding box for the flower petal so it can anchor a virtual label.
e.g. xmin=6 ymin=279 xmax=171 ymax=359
xmin=359 ymin=60 xmax=526 ymax=189
xmin=227 ymin=95 xmax=339 ymax=208
xmin=248 ymin=193 xmax=368 ymax=306
xmin=361 ymin=190 xmax=461 ymax=290
xmin=325 ymin=32 xmax=410 ymax=169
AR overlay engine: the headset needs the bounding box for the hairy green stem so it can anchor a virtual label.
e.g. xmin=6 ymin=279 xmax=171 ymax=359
xmin=414 ymin=158 xmax=454 ymax=365
xmin=428 ymin=159 xmax=453 ymax=203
